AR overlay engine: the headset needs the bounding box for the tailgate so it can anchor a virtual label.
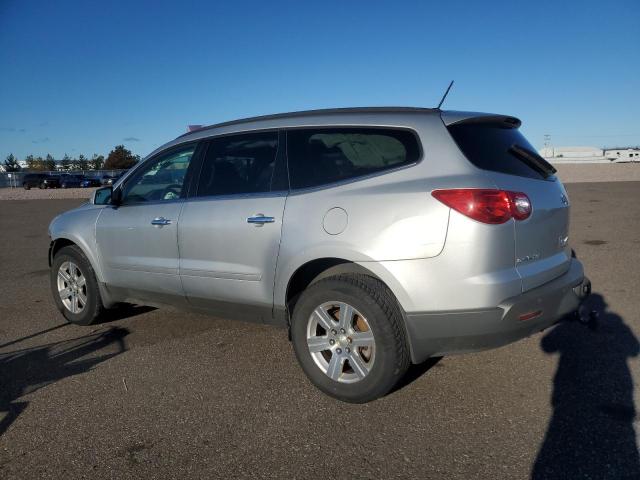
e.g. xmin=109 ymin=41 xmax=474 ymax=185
xmin=491 ymin=172 xmax=571 ymax=291
xmin=445 ymin=113 xmax=572 ymax=292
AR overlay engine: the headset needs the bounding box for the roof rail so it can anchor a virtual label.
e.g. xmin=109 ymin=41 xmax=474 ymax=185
xmin=178 ymin=106 xmax=438 ymax=139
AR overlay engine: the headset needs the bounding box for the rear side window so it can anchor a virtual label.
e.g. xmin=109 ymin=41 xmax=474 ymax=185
xmin=195 ymin=131 xmax=279 ymax=197
xmin=287 ymin=128 xmax=421 ymax=189
xmin=447 ymin=123 xmax=546 ymax=179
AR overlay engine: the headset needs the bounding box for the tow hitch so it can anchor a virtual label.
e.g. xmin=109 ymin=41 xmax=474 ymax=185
xmin=571 ymin=276 xmax=598 ymax=329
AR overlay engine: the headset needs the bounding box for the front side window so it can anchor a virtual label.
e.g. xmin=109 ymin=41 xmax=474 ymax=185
xmin=195 ymin=131 xmax=279 ymax=197
xmin=122 ymin=146 xmax=195 ymax=203
xmin=287 ymin=128 xmax=421 ymax=189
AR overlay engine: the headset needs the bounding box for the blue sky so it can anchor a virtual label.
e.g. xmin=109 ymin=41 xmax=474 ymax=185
xmin=1 ymin=0 xmax=638 ymax=160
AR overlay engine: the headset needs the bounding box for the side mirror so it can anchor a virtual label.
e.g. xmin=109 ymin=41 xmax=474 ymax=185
xmin=92 ymin=186 xmax=113 ymax=205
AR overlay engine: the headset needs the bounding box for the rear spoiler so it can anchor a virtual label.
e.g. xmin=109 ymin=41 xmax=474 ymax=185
xmin=440 ymin=111 xmax=521 ymax=129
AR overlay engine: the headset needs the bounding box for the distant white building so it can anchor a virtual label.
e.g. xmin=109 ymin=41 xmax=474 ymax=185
xmin=539 ymin=146 xmax=603 ymax=158
xmin=604 ymin=148 xmax=640 ymax=161
xmin=539 ymin=145 xmax=640 ymax=163
xmin=0 ymin=159 xmax=28 ymax=172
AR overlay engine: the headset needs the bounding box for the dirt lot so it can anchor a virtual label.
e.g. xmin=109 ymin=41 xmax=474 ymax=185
xmin=553 ymin=162 xmax=640 ymax=183
xmin=1 ymin=182 xmax=639 ymax=479
xmin=0 ymin=186 xmax=97 ymax=201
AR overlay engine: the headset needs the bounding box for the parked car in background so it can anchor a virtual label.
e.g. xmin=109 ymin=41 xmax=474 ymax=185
xmin=48 ymin=107 xmax=591 ymax=403
xmin=101 ymin=173 xmax=124 ymax=186
xmin=60 ymin=174 xmax=85 ymax=188
xmin=23 ymin=173 xmax=60 ymax=189
xmin=80 ymin=177 xmax=102 ymax=188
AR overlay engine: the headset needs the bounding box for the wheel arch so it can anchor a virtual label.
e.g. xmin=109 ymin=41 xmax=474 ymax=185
xmin=284 ymin=257 xmax=416 ymax=365
xmin=49 ymin=236 xmax=117 ymax=308
xmin=49 ymin=235 xmax=103 ymax=278
xmin=285 ymin=258 xmax=403 ymax=317
xmin=49 ymin=237 xmax=76 ymax=266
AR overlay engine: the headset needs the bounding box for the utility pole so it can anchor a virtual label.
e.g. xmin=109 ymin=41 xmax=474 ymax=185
xmin=543 ymin=134 xmax=552 ymax=158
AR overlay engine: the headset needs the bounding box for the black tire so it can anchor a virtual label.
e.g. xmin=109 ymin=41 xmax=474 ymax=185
xmin=50 ymin=245 xmax=104 ymax=326
xmin=291 ymin=273 xmax=410 ymax=403
xmin=61 ymin=183 xmax=67 ymax=189
xmin=39 ymin=183 xmax=45 ymax=189
xmin=23 ymin=183 xmax=30 ymax=190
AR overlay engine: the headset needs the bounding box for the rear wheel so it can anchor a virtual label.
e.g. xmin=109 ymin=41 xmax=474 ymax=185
xmin=51 ymin=245 xmax=104 ymax=325
xmin=39 ymin=182 xmax=45 ymax=189
xmin=291 ymin=274 xmax=410 ymax=403
xmin=23 ymin=183 xmax=30 ymax=190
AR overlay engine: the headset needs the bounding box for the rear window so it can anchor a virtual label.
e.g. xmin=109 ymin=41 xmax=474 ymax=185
xmin=195 ymin=131 xmax=279 ymax=197
xmin=447 ymin=122 xmax=546 ymax=179
xmin=287 ymin=128 xmax=421 ymax=189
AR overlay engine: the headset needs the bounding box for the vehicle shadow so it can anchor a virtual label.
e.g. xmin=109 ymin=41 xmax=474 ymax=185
xmin=391 ymin=356 xmax=443 ymax=393
xmin=0 ymin=326 xmax=129 ymax=437
xmin=532 ymin=293 xmax=640 ymax=479
xmin=96 ymin=304 xmax=156 ymax=324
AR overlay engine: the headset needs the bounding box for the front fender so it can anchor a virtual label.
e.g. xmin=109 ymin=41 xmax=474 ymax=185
xmin=48 ymin=204 xmax=105 ymax=283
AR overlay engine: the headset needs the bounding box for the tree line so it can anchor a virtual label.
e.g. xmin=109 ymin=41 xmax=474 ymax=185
xmin=3 ymin=145 xmax=140 ymax=173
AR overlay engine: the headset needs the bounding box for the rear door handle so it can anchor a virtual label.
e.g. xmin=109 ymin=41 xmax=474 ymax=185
xmin=151 ymin=217 xmax=172 ymax=226
xmin=247 ymin=214 xmax=275 ymax=226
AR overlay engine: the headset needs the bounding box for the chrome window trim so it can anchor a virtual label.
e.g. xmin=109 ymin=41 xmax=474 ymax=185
xmin=113 ymin=197 xmax=185 ymax=208
xmin=183 ymin=190 xmax=288 ymax=203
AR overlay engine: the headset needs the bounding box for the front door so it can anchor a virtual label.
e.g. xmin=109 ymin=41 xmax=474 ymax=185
xmin=178 ymin=130 xmax=287 ymax=323
xmin=96 ymin=144 xmax=197 ymax=305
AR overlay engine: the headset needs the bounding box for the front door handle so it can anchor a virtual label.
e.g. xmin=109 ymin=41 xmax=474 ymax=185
xmin=151 ymin=217 xmax=172 ymax=226
xmin=247 ymin=214 xmax=275 ymax=226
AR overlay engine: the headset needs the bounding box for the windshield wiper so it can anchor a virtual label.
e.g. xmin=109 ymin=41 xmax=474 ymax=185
xmin=509 ymin=144 xmax=557 ymax=179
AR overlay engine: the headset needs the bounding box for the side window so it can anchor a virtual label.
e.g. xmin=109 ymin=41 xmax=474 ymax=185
xmin=287 ymin=128 xmax=421 ymax=189
xmin=195 ymin=131 xmax=279 ymax=197
xmin=122 ymin=146 xmax=195 ymax=204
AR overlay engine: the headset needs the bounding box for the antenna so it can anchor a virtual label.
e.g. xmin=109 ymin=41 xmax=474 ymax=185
xmin=437 ymin=80 xmax=454 ymax=109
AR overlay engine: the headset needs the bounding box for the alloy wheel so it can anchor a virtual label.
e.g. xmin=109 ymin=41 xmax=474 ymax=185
xmin=306 ymin=301 xmax=376 ymax=383
xmin=57 ymin=261 xmax=87 ymax=314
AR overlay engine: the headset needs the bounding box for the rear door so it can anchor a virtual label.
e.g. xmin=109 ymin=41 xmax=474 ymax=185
xmin=178 ymin=130 xmax=287 ymax=322
xmin=446 ymin=117 xmax=571 ymax=291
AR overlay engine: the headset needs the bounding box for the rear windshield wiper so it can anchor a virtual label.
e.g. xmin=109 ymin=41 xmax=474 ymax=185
xmin=509 ymin=144 xmax=557 ymax=179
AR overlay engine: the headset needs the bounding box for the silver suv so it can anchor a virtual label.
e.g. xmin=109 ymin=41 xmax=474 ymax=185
xmin=48 ymin=107 xmax=590 ymax=402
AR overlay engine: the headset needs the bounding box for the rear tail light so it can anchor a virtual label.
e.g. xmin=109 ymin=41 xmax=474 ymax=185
xmin=431 ymin=189 xmax=531 ymax=224
xmin=509 ymin=192 xmax=532 ymax=220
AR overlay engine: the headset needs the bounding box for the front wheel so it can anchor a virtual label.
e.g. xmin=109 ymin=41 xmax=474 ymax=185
xmin=291 ymin=274 xmax=410 ymax=403
xmin=51 ymin=245 xmax=104 ymax=325
xmin=23 ymin=183 xmax=30 ymax=190
xmin=39 ymin=183 xmax=45 ymax=189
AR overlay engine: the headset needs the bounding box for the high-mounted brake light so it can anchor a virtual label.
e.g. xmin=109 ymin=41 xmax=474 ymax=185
xmin=431 ymin=189 xmax=531 ymax=224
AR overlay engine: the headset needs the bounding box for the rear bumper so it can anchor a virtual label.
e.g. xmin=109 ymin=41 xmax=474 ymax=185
xmin=405 ymin=258 xmax=589 ymax=363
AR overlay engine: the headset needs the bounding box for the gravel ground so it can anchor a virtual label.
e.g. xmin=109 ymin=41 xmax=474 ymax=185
xmin=553 ymin=162 xmax=640 ymax=183
xmin=0 ymin=187 xmax=97 ymax=200
xmin=0 ymin=182 xmax=639 ymax=479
